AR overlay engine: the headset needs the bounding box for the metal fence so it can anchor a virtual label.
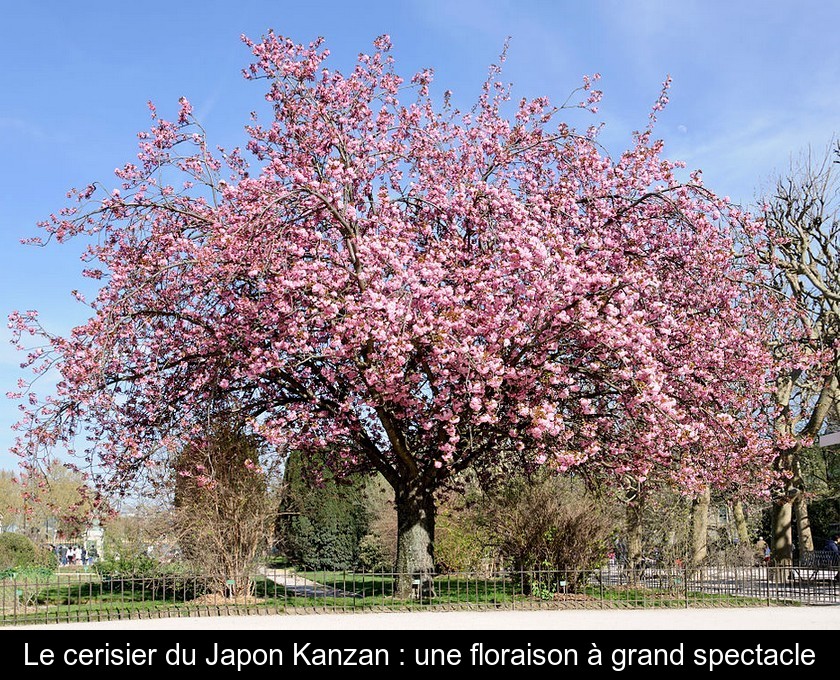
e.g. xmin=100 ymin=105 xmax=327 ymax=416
xmin=2 ymin=562 xmax=838 ymax=626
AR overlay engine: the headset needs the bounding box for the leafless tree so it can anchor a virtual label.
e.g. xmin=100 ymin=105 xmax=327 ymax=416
xmin=173 ymin=423 xmax=283 ymax=597
xmin=756 ymin=142 xmax=840 ymax=573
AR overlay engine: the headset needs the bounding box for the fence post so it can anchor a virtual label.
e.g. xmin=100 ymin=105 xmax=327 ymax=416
xmin=599 ymin=566 xmax=604 ymax=609
xmin=766 ymin=566 xmax=771 ymax=607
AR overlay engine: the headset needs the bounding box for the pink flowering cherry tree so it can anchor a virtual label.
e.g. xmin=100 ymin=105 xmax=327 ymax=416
xmin=10 ymin=33 xmax=777 ymax=594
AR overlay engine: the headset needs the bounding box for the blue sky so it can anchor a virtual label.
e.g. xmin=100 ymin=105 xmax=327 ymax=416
xmin=0 ymin=1 xmax=838 ymax=471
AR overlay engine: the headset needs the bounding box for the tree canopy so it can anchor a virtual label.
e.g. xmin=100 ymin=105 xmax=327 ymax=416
xmin=10 ymin=33 xmax=779 ymax=583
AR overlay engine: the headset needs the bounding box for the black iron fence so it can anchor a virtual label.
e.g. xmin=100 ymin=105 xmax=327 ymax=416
xmin=2 ymin=562 xmax=838 ymax=626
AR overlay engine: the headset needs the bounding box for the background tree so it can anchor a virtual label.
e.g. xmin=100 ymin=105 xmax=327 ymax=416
xmin=619 ymin=475 xmax=653 ymax=580
xmin=0 ymin=463 xmax=95 ymax=541
xmin=748 ymin=142 xmax=840 ymax=571
xmin=277 ymin=449 xmax=371 ymax=571
xmin=29 ymin=461 xmax=98 ymax=541
xmin=11 ymin=33 xmax=779 ymax=595
xmin=0 ymin=470 xmax=23 ymax=533
xmin=97 ymin=503 xmax=173 ymax=567
xmin=732 ymin=499 xmax=751 ymax=547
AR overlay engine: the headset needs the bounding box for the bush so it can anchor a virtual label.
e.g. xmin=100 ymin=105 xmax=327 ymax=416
xmin=37 ymin=545 xmax=58 ymax=570
xmin=357 ymin=533 xmax=390 ymax=572
xmin=94 ymin=551 xmax=163 ymax=578
xmin=0 ymin=533 xmax=56 ymax=579
xmin=0 ymin=565 xmax=53 ymax=580
xmin=174 ymin=423 xmax=277 ymax=597
xmin=486 ymin=474 xmax=613 ymax=581
xmin=0 ymin=533 xmax=37 ymax=569
xmin=93 ymin=548 xmax=198 ymax=601
xmin=434 ymin=482 xmax=495 ymax=573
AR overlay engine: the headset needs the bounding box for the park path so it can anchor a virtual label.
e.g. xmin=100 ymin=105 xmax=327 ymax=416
xmin=257 ymin=567 xmax=359 ymax=598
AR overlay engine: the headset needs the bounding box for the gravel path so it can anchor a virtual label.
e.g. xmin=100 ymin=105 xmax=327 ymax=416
xmin=6 ymin=605 xmax=839 ymax=630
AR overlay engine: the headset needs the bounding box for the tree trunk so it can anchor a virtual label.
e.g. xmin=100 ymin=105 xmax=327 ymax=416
xmin=625 ymin=499 xmax=644 ymax=584
xmin=394 ymin=478 xmax=436 ymax=598
xmin=769 ymin=374 xmax=836 ymax=570
xmin=771 ymin=374 xmax=794 ymax=582
xmin=793 ymin=459 xmax=814 ymax=552
xmin=732 ymin=500 xmax=750 ymax=545
xmin=690 ymin=487 xmax=710 ymax=566
xmin=794 ymin=496 xmax=813 ymax=552
xmin=771 ymin=500 xmax=793 ymax=582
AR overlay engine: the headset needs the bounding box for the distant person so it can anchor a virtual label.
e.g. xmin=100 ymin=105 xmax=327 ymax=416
xmin=754 ymin=537 xmax=769 ymax=565
xmin=824 ymin=533 xmax=840 ymax=565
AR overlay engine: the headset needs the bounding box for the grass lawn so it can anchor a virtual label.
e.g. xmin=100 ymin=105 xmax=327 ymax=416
xmin=0 ymin=569 xmax=787 ymax=626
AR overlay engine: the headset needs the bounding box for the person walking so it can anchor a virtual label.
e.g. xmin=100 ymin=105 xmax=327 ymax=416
xmin=824 ymin=533 xmax=840 ymax=562
xmin=823 ymin=533 xmax=840 ymax=581
xmin=754 ymin=537 xmax=770 ymax=565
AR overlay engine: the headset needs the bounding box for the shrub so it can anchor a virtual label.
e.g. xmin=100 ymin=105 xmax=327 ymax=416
xmin=0 ymin=533 xmax=38 ymax=569
xmin=36 ymin=545 xmax=58 ymax=570
xmin=435 ymin=509 xmax=493 ymax=573
xmin=486 ymin=474 xmax=614 ymax=586
xmin=433 ymin=479 xmax=495 ymax=574
xmin=92 ymin=547 xmax=199 ymax=601
xmin=93 ymin=550 xmax=163 ymax=578
xmin=357 ymin=533 xmax=390 ymax=572
xmin=0 ymin=565 xmax=53 ymax=580
xmin=0 ymin=533 xmax=56 ymax=581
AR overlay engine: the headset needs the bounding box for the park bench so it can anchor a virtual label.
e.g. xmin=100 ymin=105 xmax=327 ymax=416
xmin=793 ymin=550 xmax=840 ymax=582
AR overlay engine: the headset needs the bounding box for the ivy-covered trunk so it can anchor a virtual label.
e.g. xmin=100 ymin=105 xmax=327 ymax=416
xmin=393 ymin=478 xmax=436 ymax=599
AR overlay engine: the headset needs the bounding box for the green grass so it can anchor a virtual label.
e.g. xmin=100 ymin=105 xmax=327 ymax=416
xmin=580 ymin=584 xmax=790 ymax=608
xmin=0 ymin=570 xmax=791 ymax=626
